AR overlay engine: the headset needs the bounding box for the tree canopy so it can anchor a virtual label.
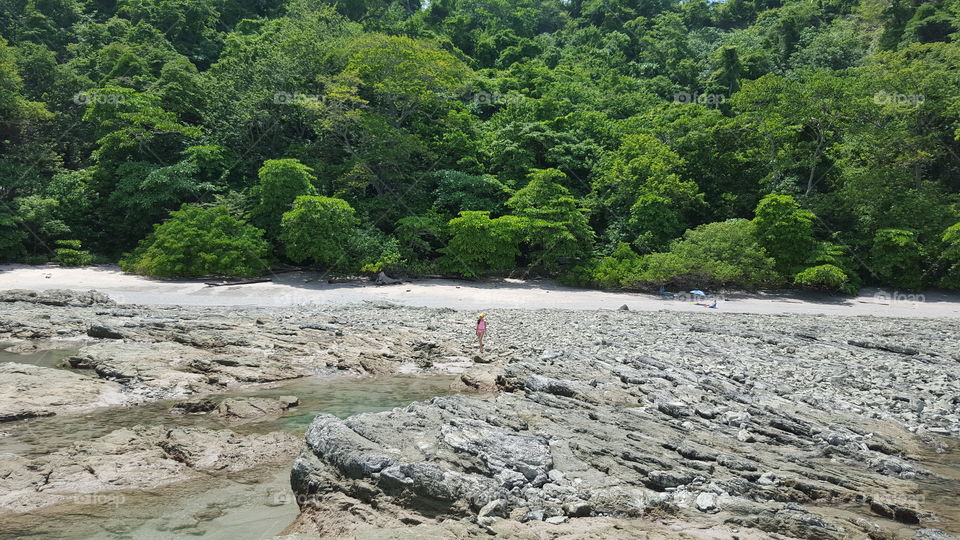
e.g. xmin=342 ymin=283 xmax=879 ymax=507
xmin=1 ymin=0 xmax=959 ymax=290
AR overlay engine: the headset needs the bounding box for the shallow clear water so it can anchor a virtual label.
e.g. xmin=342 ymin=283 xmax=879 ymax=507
xmin=0 ymin=343 xmax=78 ymax=370
xmin=0 ymin=369 xmax=463 ymax=540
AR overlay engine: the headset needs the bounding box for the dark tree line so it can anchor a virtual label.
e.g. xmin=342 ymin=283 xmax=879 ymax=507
xmin=1 ymin=0 xmax=959 ymax=291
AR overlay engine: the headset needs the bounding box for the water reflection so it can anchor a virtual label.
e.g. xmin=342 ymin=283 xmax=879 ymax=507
xmin=0 ymin=373 xmax=464 ymax=539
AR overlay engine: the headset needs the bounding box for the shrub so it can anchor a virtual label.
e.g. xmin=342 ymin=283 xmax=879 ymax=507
xmin=395 ymin=211 xmax=448 ymax=261
xmin=280 ymin=196 xmax=358 ymax=269
xmin=752 ymin=193 xmax=818 ymax=277
xmin=0 ymin=207 xmax=26 ymax=262
xmin=438 ymin=211 xmax=522 ymax=277
xmin=592 ymin=243 xmax=643 ymax=288
xmin=634 ymin=219 xmax=780 ymax=289
xmin=54 ymin=240 xmax=94 ymax=267
xmin=250 ymin=159 xmax=318 ymax=240
xmin=348 ymin=225 xmax=403 ymax=273
xmin=794 ymin=264 xmax=849 ymax=291
xmin=432 ymin=170 xmax=512 ymax=216
xmin=121 ymin=205 xmax=269 ymax=277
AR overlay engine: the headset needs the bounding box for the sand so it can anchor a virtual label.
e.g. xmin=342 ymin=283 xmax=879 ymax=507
xmin=1 ymin=264 xmax=958 ymax=318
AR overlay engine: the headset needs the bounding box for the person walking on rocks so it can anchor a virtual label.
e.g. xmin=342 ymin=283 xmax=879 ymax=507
xmin=476 ymin=313 xmax=487 ymax=353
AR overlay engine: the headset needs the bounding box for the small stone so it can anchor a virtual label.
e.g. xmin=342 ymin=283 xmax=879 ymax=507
xmin=618 ymin=304 xmax=629 ymax=311
xmin=562 ymin=501 xmax=592 ymax=517
xmin=737 ymin=428 xmax=755 ymax=442
xmin=277 ymin=395 xmax=300 ymax=408
xmin=545 ymin=516 xmax=568 ymax=525
xmin=757 ymin=472 xmax=778 ymax=486
xmin=521 ymin=508 xmax=545 ymax=522
xmin=695 ymin=492 xmax=718 ymax=513
xmin=478 ymin=499 xmax=507 ymax=519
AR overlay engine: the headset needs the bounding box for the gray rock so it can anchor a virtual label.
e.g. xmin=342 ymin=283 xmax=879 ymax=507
xmin=87 ymin=324 xmax=124 ymax=339
xmin=214 ymin=396 xmax=299 ymax=423
xmin=478 ymin=498 xmax=507 ymax=519
xmin=695 ymin=492 xmax=718 ymax=513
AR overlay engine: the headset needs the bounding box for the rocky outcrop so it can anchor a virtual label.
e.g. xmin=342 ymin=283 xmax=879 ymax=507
xmin=2 ymin=289 xmax=958 ymax=538
xmin=287 ymin=310 xmax=960 ymax=539
xmin=0 ymin=363 xmax=125 ymax=422
xmin=0 ymin=292 xmax=476 ymax=416
xmin=0 ymin=289 xmax=114 ymax=307
xmin=0 ymin=424 xmax=299 ymax=513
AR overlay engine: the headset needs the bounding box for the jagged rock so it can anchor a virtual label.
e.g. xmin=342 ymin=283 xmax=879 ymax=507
xmin=1 ymin=289 xmax=958 ymax=539
xmin=87 ymin=323 xmax=125 ymax=339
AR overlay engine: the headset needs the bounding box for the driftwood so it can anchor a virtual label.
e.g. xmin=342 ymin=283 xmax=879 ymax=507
xmin=204 ymin=278 xmax=272 ymax=287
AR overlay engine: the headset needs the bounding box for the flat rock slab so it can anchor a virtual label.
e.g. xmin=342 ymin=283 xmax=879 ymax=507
xmin=0 ymin=424 xmax=299 ymax=513
xmin=0 ymin=363 xmax=125 ymax=421
xmin=215 ymin=396 xmax=299 ymax=424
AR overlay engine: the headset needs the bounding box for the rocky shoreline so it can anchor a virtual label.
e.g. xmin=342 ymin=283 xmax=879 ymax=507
xmin=1 ymin=289 xmax=958 ymax=538
xmin=286 ymin=305 xmax=960 ymax=538
xmin=0 ymin=288 xmax=479 ymax=531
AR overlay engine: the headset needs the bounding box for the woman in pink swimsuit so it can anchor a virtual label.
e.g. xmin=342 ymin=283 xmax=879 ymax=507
xmin=476 ymin=313 xmax=487 ymax=353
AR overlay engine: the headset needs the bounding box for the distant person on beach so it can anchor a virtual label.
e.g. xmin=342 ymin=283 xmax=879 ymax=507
xmin=476 ymin=313 xmax=487 ymax=353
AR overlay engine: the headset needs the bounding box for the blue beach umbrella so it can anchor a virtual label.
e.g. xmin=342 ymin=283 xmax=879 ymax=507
xmin=690 ymin=290 xmax=706 ymax=297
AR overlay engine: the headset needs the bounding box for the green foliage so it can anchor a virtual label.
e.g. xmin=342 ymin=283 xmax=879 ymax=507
xmin=1 ymin=0 xmax=959 ymax=293
xmin=395 ymin=211 xmax=448 ymax=261
xmin=635 ymin=219 xmax=780 ymax=289
xmin=593 ymin=133 xmax=704 ymax=251
xmin=507 ymin=168 xmax=594 ymax=269
xmin=280 ymin=196 xmax=359 ymax=268
xmin=348 ymin=225 xmax=402 ymax=273
xmin=54 ymin=240 xmax=94 ymax=267
xmin=940 ymin=222 xmax=960 ymax=288
xmin=591 ymin=243 xmax=644 ymax=288
xmin=0 ymin=206 xmax=27 ymax=261
xmin=121 ymin=205 xmax=269 ymax=277
xmin=439 ymin=211 xmax=522 ymax=277
xmin=794 ymin=264 xmax=849 ymax=291
xmin=432 ymin=171 xmax=512 ymax=216
xmin=869 ymin=229 xmax=925 ymax=290
xmin=251 ymin=159 xmax=319 ymax=241
xmin=752 ymin=193 xmax=818 ymax=276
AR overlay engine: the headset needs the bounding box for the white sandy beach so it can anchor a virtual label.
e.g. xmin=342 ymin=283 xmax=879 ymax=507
xmin=1 ymin=264 xmax=958 ymax=318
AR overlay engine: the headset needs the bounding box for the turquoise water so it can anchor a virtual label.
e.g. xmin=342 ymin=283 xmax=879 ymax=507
xmin=0 ymin=369 xmax=463 ymax=539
